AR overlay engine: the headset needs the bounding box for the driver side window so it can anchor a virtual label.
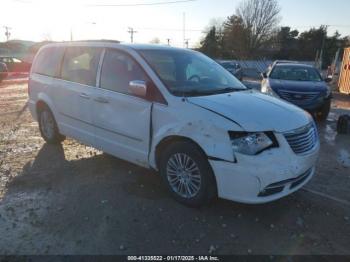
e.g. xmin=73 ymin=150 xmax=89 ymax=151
xmin=100 ymin=49 xmax=150 ymax=95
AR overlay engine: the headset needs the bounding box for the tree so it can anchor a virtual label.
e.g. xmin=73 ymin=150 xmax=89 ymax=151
xmin=235 ymin=0 xmax=281 ymax=55
xmin=222 ymin=15 xmax=250 ymax=59
xmin=199 ymin=26 xmax=221 ymax=58
xmin=149 ymin=37 xmax=160 ymax=44
xmin=199 ymin=0 xmax=281 ymax=59
xmin=297 ymin=26 xmax=327 ymax=61
xmin=276 ymin=26 xmax=348 ymax=68
xmin=274 ymin=26 xmax=299 ymax=59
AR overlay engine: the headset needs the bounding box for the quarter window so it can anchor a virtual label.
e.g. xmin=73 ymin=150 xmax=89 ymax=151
xmin=61 ymin=47 xmax=102 ymax=86
xmin=32 ymin=47 xmax=65 ymax=77
xmin=100 ymin=49 xmax=149 ymax=94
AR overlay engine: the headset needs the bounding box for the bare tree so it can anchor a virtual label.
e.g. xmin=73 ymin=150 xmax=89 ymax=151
xmin=150 ymin=37 xmax=161 ymax=44
xmin=236 ymin=0 xmax=281 ymax=54
xmin=200 ymin=0 xmax=281 ymax=58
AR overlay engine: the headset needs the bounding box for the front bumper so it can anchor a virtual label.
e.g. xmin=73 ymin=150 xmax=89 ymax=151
xmin=300 ymin=97 xmax=331 ymax=111
xmin=209 ymin=133 xmax=319 ymax=204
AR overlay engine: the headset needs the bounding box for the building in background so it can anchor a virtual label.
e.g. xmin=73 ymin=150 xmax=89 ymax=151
xmin=339 ymin=47 xmax=350 ymax=94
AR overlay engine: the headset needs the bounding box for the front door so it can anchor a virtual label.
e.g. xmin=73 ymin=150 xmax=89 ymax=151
xmin=92 ymin=49 xmax=152 ymax=167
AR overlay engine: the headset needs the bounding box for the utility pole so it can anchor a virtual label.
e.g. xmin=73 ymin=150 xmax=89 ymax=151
xmin=4 ymin=26 xmax=11 ymax=41
xmin=166 ymin=38 xmax=171 ymax=46
xmin=70 ymin=27 xmax=73 ymax=41
xmin=128 ymin=27 xmax=137 ymax=43
xmin=184 ymin=39 xmax=190 ymax=48
xmin=182 ymin=12 xmax=186 ymax=48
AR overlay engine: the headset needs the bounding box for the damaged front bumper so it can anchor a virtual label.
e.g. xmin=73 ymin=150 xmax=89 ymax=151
xmin=209 ymin=133 xmax=319 ymax=204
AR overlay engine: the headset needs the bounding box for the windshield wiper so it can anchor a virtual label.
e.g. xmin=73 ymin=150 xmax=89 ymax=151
xmin=172 ymin=89 xmax=212 ymax=97
xmin=211 ymin=87 xmax=247 ymax=94
xmin=172 ymin=87 xmax=246 ymax=97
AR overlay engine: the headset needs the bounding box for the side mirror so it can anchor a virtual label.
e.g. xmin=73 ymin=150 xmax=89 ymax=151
xmin=261 ymin=72 xmax=267 ymax=79
xmin=324 ymin=77 xmax=332 ymax=83
xmin=129 ymin=80 xmax=147 ymax=97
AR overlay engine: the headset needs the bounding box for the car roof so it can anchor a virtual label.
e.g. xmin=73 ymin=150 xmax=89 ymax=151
xmin=41 ymin=41 xmax=191 ymax=53
xmin=123 ymin=43 xmax=188 ymax=51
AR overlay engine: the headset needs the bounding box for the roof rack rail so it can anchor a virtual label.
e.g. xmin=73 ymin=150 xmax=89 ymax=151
xmin=69 ymin=39 xmax=121 ymax=44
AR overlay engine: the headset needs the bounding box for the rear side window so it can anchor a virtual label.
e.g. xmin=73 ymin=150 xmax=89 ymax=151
xmin=61 ymin=47 xmax=102 ymax=86
xmin=100 ymin=49 xmax=149 ymax=94
xmin=32 ymin=47 xmax=65 ymax=77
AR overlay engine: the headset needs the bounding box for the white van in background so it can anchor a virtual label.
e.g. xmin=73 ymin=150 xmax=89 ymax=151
xmin=28 ymin=41 xmax=319 ymax=207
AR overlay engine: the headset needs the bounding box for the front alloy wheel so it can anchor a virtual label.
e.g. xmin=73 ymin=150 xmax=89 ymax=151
xmin=166 ymin=153 xmax=202 ymax=198
xmin=160 ymin=141 xmax=217 ymax=207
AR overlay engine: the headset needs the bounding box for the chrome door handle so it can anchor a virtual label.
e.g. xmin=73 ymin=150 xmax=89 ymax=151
xmin=79 ymin=93 xmax=90 ymax=99
xmin=94 ymin=97 xmax=109 ymax=104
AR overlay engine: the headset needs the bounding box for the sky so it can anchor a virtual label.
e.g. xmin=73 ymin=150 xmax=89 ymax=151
xmin=1 ymin=0 xmax=350 ymax=47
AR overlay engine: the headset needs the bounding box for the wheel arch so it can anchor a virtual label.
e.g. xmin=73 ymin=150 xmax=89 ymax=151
xmin=36 ymin=100 xmax=49 ymax=114
xmin=154 ymin=135 xmax=218 ymax=201
xmin=155 ymin=135 xmax=209 ymax=169
xmin=35 ymin=93 xmax=58 ymax=120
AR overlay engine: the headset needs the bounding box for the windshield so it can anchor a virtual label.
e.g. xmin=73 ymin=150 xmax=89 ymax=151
xmin=138 ymin=49 xmax=246 ymax=96
xmin=269 ymin=65 xmax=322 ymax=82
xmin=221 ymin=62 xmax=240 ymax=70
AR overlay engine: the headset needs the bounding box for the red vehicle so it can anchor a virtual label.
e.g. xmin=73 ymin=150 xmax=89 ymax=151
xmin=0 ymin=56 xmax=31 ymax=73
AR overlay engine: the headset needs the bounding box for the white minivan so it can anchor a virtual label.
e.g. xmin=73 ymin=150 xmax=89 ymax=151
xmin=28 ymin=41 xmax=320 ymax=206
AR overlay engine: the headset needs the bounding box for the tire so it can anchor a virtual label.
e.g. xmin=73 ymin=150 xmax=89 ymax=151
xmin=38 ymin=105 xmax=65 ymax=144
xmin=316 ymin=99 xmax=331 ymax=121
xmin=337 ymin=115 xmax=350 ymax=134
xmin=159 ymin=141 xmax=217 ymax=207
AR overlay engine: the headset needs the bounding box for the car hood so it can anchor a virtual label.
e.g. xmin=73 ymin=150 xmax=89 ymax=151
xmin=187 ymin=90 xmax=312 ymax=133
xmin=269 ymin=79 xmax=327 ymax=92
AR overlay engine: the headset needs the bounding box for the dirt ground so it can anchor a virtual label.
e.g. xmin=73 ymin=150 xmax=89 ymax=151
xmin=0 ymin=79 xmax=350 ymax=255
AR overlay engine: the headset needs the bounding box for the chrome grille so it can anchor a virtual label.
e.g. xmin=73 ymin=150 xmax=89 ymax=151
xmin=284 ymin=123 xmax=318 ymax=155
xmin=278 ymin=90 xmax=319 ymax=105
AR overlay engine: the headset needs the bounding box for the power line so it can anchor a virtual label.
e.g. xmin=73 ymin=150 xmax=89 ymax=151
xmin=328 ymin=24 xmax=350 ymax=27
xmin=282 ymin=24 xmax=350 ymax=29
xmin=87 ymin=0 xmax=197 ymax=7
xmin=139 ymin=27 xmax=202 ymax=32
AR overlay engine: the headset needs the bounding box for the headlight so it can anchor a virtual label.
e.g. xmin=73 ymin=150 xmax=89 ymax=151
xmin=229 ymin=132 xmax=276 ymax=155
xmin=261 ymin=83 xmax=278 ymax=97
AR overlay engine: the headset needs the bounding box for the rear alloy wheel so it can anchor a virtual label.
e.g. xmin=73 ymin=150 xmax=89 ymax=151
xmin=38 ymin=106 xmax=65 ymax=144
xmin=159 ymin=141 xmax=217 ymax=207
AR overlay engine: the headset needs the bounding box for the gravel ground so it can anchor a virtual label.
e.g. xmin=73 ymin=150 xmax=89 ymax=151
xmin=0 ymin=80 xmax=350 ymax=255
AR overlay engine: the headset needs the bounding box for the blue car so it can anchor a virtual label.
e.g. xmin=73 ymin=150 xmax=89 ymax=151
xmin=261 ymin=61 xmax=332 ymax=120
xmin=218 ymin=61 xmax=243 ymax=81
